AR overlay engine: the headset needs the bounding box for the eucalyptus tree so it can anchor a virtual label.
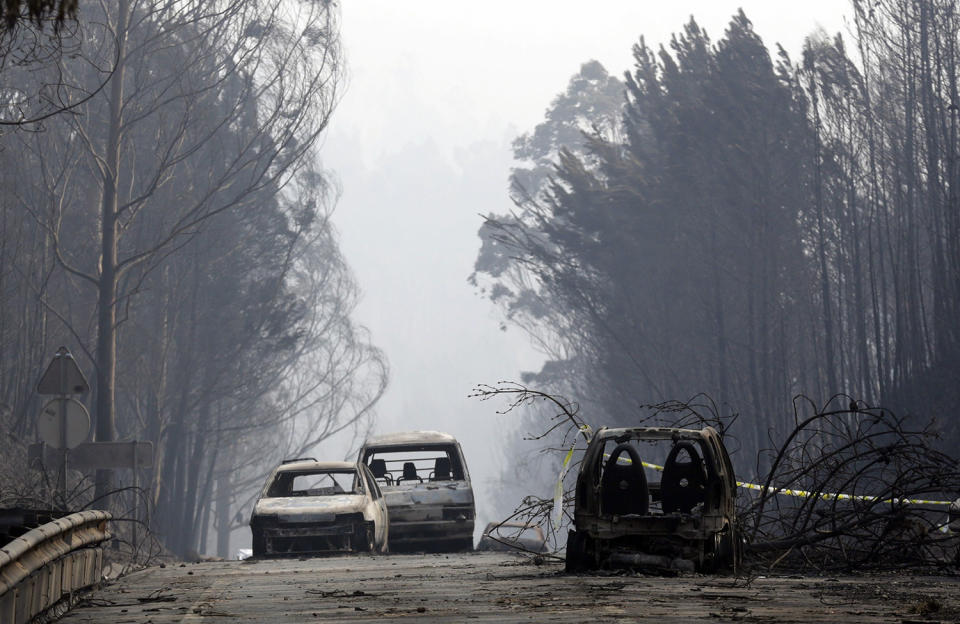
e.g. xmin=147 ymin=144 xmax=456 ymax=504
xmin=843 ymin=0 xmax=960 ymax=442
xmin=477 ymin=15 xmax=813 ymax=463
xmin=13 ymin=0 xmax=342 ymax=504
xmin=472 ymin=60 xmax=624 ymax=415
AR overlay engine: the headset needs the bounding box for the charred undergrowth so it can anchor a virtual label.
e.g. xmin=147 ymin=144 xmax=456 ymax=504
xmin=742 ymin=395 xmax=960 ymax=573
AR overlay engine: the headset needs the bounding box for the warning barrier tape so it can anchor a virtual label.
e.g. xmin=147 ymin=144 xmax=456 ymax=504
xmin=552 ymin=425 xmax=592 ymax=530
xmin=603 ymin=453 xmax=954 ymax=507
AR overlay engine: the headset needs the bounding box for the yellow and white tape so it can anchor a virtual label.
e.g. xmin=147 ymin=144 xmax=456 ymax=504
xmin=553 ymin=426 xmax=593 ymax=530
xmin=604 ymin=453 xmax=953 ymax=507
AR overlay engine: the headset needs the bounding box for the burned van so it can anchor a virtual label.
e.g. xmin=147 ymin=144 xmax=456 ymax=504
xmin=358 ymin=431 xmax=475 ymax=551
xmin=566 ymin=426 xmax=739 ymax=573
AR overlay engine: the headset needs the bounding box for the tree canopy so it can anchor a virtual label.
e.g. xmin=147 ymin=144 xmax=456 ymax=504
xmin=477 ymin=3 xmax=960 ymax=473
xmin=1 ymin=0 xmax=386 ymax=557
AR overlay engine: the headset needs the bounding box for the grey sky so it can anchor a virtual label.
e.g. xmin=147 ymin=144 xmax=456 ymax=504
xmin=322 ymin=1 xmax=848 ymax=525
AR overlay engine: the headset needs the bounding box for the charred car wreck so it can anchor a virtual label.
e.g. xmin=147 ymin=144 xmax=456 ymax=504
xmin=566 ymin=426 xmax=739 ymax=573
xmin=359 ymin=431 xmax=475 ymax=552
xmin=250 ymin=459 xmax=389 ymax=557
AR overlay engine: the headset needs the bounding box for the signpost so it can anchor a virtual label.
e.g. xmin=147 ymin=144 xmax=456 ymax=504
xmin=34 ymin=347 xmax=154 ymax=543
xmin=34 ymin=347 xmax=153 ymax=544
xmin=36 ymin=347 xmax=90 ymax=502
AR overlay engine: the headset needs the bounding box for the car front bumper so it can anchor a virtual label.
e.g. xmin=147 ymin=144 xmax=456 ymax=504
xmin=254 ymin=516 xmax=372 ymax=555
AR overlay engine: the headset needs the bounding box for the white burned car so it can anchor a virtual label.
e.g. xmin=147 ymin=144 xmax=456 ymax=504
xmin=250 ymin=459 xmax=388 ymax=557
xmin=358 ymin=431 xmax=475 ymax=551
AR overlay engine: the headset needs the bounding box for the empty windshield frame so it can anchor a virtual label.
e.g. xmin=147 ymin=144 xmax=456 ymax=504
xmin=266 ymin=469 xmax=361 ymax=498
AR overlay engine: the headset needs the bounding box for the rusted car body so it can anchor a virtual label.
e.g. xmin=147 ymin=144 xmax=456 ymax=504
xmin=250 ymin=459 xmax=388 ymax=557
xmin=358 ymin=431 xmax=475 ymax=551
xmin=566 ymin=426 xmax=739 ymax=573
xmin=477 ymin=521 xmax=547 ymax=553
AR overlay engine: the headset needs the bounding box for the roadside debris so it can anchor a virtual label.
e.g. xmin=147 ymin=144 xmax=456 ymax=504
xmin=477 ymin=521 xmax=547 ymax=553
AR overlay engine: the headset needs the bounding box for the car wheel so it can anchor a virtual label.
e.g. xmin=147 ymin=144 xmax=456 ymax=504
xmin=355 ymin=523 xmax=376 ymax=552
xmin=728 ymin=525 xmax=743 ymax=573
xmin=700 ymin=535 xmax=720 ymax=573
xmin=565 ymin=530 xmax=586 ymax=573
xmin=252 ymin=529 xmax=266 ymax=558
xmin=708 ymin=524 xmax=739 ymax=573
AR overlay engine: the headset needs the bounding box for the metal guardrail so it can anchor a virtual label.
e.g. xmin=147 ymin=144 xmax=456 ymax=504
xmin=0 ymin=510 xmax=112 ymax=624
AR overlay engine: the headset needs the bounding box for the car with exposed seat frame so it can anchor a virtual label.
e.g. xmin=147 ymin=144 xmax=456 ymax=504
xmin=358 ymin=431 xmax=475 ymax=551
xmin=566 ymin=426 xmax=739 ymax=573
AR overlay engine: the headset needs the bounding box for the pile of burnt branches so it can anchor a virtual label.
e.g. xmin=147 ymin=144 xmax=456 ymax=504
xmin=742 ymin=395 xmax=960 ymax=572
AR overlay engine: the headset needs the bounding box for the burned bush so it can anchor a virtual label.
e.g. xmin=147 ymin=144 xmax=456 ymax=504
xmin=742 ymin=395 xmax=960 ymax=572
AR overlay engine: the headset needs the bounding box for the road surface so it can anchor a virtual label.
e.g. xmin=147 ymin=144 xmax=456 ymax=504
xmin=59 ymin=552 xmax=960 ymax=623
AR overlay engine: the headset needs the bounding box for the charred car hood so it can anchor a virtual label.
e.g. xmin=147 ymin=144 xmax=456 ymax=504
xmin=253 ymin=495 xmax=367 ymax=522
xmin=380 ymin=481 xmax=473 ymax=506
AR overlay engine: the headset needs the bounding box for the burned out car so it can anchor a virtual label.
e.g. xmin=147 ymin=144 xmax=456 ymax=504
xmin=477 ymin=521 xmax=547 ymax=553
xmin=358 ymin=431 xmax=475 ymax=551
xmin=566 ymin=426 xmax=739 ymax=573
xmin=250 ymin=459 xmax=388 ymax=557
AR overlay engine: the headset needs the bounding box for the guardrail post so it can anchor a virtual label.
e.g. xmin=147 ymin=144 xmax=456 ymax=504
xmin=0 ymin=587 xmax=14 ymax=623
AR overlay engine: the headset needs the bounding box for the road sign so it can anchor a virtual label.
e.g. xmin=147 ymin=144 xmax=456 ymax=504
xmin=28 ymin=440 xmax=154 ymax=469
xmin=36 ymin=398 xmax=90 ymax=449
xmin=71 ymin=440 xmax=154 ymax=469
xmin=37 ymin=346 xmax=89 ymax=395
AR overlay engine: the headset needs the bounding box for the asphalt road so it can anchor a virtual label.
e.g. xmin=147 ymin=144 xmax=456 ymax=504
xmin=59 ymin=552 xmax=960 ymax=623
